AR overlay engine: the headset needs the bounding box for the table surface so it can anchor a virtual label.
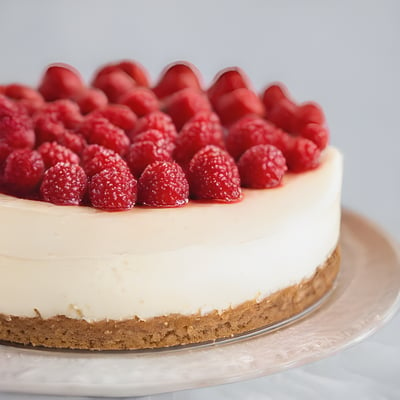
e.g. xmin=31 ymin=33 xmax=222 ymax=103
xmin=0 ymin=0 xmax=399 ymax=398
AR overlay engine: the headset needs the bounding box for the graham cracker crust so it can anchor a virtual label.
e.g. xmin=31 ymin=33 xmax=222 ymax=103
xmin=0 ymin=247 xmax=340 ymax=351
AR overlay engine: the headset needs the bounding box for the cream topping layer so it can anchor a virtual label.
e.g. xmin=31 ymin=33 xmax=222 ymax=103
xmin=0 ymin=147 xmax=343 ymax=321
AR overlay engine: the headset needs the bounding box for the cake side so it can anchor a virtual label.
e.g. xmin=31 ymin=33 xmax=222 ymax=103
xmin=0 ymin=247 xmax=340 ymax=350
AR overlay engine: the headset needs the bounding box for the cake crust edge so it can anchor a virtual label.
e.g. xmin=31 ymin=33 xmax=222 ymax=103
xmin=0 ymin=247 xmax=340 ymax=351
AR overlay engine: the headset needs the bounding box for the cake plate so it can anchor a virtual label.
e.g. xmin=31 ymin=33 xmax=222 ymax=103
xmin=0 ymin=209 xmax=399 ymax=398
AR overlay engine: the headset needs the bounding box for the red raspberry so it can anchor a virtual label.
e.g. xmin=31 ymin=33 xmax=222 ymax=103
xmin=34 ymin=100 xmax=83 ymax=146
xmin=40 ymin=99 xmax=83 ymax=129
xmin=89 ymin=167 xmax=137 ymax=211
xmin=132 ymin=111 xmax=177 ymax=141
xmin=58 ymin=131 xmax=87 ymax=155
xmin=79 ymin=116 xmax=130 ymax=155
xmin=285 ymin=137 xmax=321 ymax=172
xmin=4 ymin=84 xmax=44 ymax=115
xmin=81 ymin=144 xmax=129 ymax=177
xmin=226 ymin=115 xmax=279 ymax=160
xmin=163 ymin=88 xmax=211 ymax=130
xmin=132 ymin=129 xmax=175 ymax=154
xmin=126 ymin=141 xmax=171 ymax=178
xmin=119 ymin=87 xmax=159 ymax=117
xmin=38 ymin=64 xmax=84 ymax=101
xmin=40 ymin=163 xmax=87 ymax=205
xmin=0 ymin=111 xmax=35 ymax=168
xmin=261 ymin=83 xmax=289 ymax=112
xmin=4 ymin=149 xmax=44 ymax=194
xmin=207 ymin=67 xmax=250 ymax=107
xmin=37 ymin=142 xmax=80 ymax=169
xmin=238 ymin=144 xmax=287 ymax=188
xmin=173 ymin=115 xmax=225 ymax=168
xmin=0 ymin=86 xmax=4 ymax=95
xmin=294 ymin=102 xmax=326 ymax=132
xmin=153 ymin=62 xmax=202 ymax=99
xmin=266 ymin=97 xmax=297 ymax=133
xmin=188 ymin=145 xmax=241 ymax=202
xmin=0 ymin=112 xmax=34 ymax=148
xmin=138 ymin=161 xmax=189 ymax=207
xmin=300 ymin=123 xmax=329 ymax=150
xmin=74 ymin=88 xmax=108 ymax=115
xmin=89 ymin=104 xmax=137 ymax=131
xmin=33 ymin=113 xmax=65 ymax=144
xmin=214 ymin=88 xmax=265 ymax=126
xmin=93 ymin=60 xmax=150 ymax=87
xmin=92 ymin=70 xmax=136 ymax=103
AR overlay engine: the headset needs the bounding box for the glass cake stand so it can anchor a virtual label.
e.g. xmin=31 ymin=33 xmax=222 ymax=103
xmin=0 ymin=209 xmax=399 ymax=398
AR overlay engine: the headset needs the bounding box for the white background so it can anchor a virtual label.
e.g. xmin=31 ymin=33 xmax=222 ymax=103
xmin=0 ymin=0 xmax=399 ymax=399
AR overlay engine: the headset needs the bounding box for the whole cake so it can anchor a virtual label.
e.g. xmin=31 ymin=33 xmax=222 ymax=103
xmin=0 ymin=61 xmax=342 ymax=350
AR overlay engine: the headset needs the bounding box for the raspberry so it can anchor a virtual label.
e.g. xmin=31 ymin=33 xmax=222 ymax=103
xmin=266 ymin=97 xmax=297 ymax=133
xmin=153 ymin=62 xmax=202 ymax=99
xmin=214 ymin=88 xmax=265 ymax=126
xmin=79 ymin=116 xmax=130 ymax=155
xmin=238 ymin=144 xmax=287 ymax=188
xmin=38 ymin=64 xmax=84 ymax=101
xmin=132 ymin=111 xmax=177 ymax=141
xmin=81 ymin=144 xmax=129 ymax=177
xmin=226 ymin=115 xmax=279 ymax=160
xmin=173 ymin=114 xmax=225 ymax=168
xmin=163 ymin=88 xmax=211 ymax=130
xmin=89 ymin=168 xmax=137 ymax=211
xmin=33 ymin=113 xmax=65 ymax=144
xmin=0 ymin=109 xmax=34 ymax=143
xmin=261 ymin=83 xmax=289 ymax=112
xmin=92 ymin=70 xmax=136 ymax=103
xmin=0 ymin=112 xmax=35 ymax=158
xmin=300 ymin=123 xmax=329 ymax=150
xmin=138 ymin=161 xmax=189 ymax=207
xmin=4 ymin=149 xmax=44 ymax=194
xmin=57 ymin=131 xmax=87 ymax=155
xmin=4 ymin=84 xmax=44 ymax=115
xmin=89 ymin=104 xmax=137 ymax=131
xmin=40 ymin=163 xmax=87 ymax=205
xmin=132 ymin=129 xmax=175 ymax=154
xmin=126 ymin=141 xmax=171 ymax=178
xmin=119 ymin=87 xmax=159 ymax=117
xmin=74 ymin=88 xmax=108 ymax=115
xmin=207 ymin=67 xmax=250 ymax=107
xmin=93 ymin=60 xmax=150 ymax=87
xmin=188 ymin=145 xmax=241 ymax=202
xmin=40 ymin=99 xmax=83 ymax=129
xmin=37 ymin=142 xmax=80 ymax=169
xmin=285 ymin=137 xmax=321 ymax=172
xmin=294 ymin=102 xmax=326 ymax=132
xmin=34 ymin=100 xmax=83 ymax=147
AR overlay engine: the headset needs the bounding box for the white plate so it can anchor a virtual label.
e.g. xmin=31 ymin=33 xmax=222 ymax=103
xmin=0 ymin=209 xmax=399 ymax=398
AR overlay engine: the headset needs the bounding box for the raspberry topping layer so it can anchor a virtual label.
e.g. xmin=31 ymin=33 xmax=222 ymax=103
xmin=0 ymin=61 xmax=331 ymax=211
